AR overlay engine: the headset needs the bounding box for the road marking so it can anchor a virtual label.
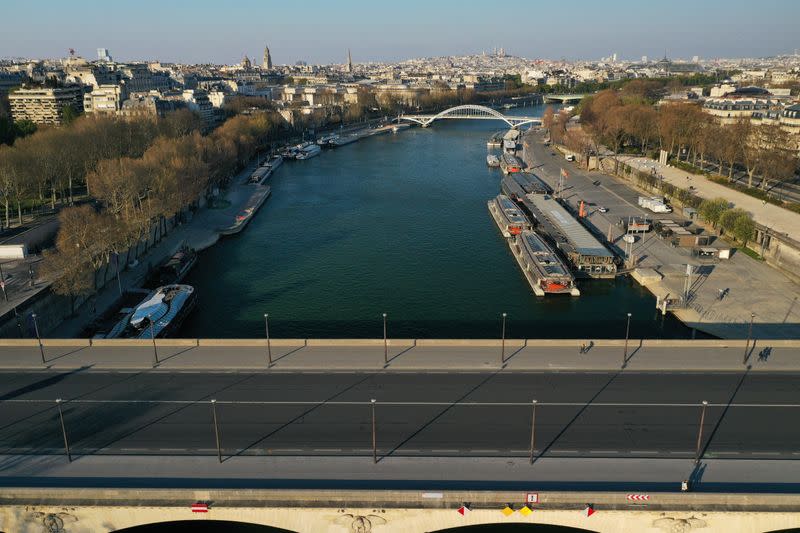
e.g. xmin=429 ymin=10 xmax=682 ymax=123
xmin=471 ymin=449 xmax=499 ymax=453
xmin=756 ymin=452 xmax=781 ymax=456
xmin=590 ymin=450 xmax=618 ymax=454
xmin=313 ymin=448 xmax=342 ymax=452
xmin=159 ymin=448 xmax=187 ymax=451
xmin=715 ymin=451 xmax=740 ymax=455
xmin=431 ymin=449 xmax=459 ymax=453
xmin=630 ymin=450 xmax=659 ymax=454
xmin=551 ymin=450 xmax=579 ymax=454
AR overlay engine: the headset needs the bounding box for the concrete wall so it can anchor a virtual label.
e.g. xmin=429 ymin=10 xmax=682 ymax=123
xmin=2 ymin=488 xmax=800 ymax=533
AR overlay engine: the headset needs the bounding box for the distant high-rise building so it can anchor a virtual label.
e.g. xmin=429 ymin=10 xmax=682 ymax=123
xmin=263 ymin=45 xmax=272 ymax=70
xmin=97 ymin=48 xmax=112 ymax=62
xmin=692 ymin=55 xmax=700 ymax=63
xmin=346 ymin=49 xmax=352 ymax=73
xmin=612 ymin=53 xmax=617 ymax=62
xmin=642 ymin=55 xmax=648 ymax=63
xmin=499 ymin=47 xmax=505 ymax=57
xmin=9 ymin=85 xmax=84 ymax=125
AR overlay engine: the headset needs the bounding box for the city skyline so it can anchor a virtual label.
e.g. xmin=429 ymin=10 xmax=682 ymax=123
xmin=2 ymin=0 xmax=799 ymax=64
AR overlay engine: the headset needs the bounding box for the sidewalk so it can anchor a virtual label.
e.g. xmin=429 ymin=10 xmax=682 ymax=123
xmin=620 ymin=156 xmax=800 ymax=241
xmin=1 ymin=340 xmax=798 ymax=372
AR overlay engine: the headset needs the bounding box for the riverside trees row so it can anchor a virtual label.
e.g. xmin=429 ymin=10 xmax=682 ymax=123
xmin=0 ymin=109 xmax=287 ymax=303
xmin=573 ymin=88 xmax=799 ymax=192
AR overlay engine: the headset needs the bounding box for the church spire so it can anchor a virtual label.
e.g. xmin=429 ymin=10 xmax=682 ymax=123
xmin=346 ymin=48 xmax=352 ymax=73
xmin=263 ymin=44 xmax=273 ymax=70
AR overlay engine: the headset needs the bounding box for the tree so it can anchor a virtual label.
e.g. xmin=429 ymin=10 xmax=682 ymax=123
xmin=698 ymin=198 xmax=729 ymax=228
xmin=61 ymin=105 xmax=79 ymax=125
xmin=719 ymin=208 xmax=754 ymax=245
xmin=541 ymin=105 xmax=555 ymax=138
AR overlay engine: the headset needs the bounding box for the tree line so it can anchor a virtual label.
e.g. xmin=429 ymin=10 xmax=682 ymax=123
xmin=572 ymin=88 xmax=799 ymax=191
xmin=0 ymin=109 xmax=286 ymax=303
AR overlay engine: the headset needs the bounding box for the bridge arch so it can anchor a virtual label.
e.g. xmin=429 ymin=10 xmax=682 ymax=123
xmin=432 ymin=524 xmax=598 ymax=532
xmin=400 ymin=104 xmax=539 ymax=128
xmin=113 ymin=520 xmax=296 ymax=532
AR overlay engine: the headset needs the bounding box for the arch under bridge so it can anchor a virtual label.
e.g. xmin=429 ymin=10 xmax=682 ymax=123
xmin=399 ymin=104 xmax=541 ymax=128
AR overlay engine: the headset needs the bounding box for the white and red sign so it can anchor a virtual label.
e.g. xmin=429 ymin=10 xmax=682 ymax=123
xmin=626 ymin=494 xmax=650 ymax=502
xmin=584 ymin=505 xmax=595 ymax=517
xmin=457 ymin=505 xmax=471 ymax=516
xmin=191 ymin=503 xmax=209 ymax=513
xmin=526 ymin=493 xmax=539 ymax=504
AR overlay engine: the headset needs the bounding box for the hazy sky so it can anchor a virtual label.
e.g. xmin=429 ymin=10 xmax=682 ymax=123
xmin=2 ymin=0 xmax=798 ymax=64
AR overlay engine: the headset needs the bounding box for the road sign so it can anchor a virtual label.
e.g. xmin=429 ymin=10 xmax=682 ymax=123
xmin=457 ymin=505 xmax=470 ymax=516
xmin=191 ymin=503 xmax=209 ymax=513
xmin=626 ymin=494 xmax=650 ymax=502
xmin=584 ymin=504 xmax=595 ymax=517
xmin=526 ymin=493 xmax=539 ymax=504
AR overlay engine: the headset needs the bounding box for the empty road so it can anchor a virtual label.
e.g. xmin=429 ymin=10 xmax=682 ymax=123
xmin=1 ymin=370 xmax=798 ymax=460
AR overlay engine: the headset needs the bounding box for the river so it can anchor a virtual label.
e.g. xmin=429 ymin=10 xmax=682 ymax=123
xmin=179 ymin=105 xmax=695 ymax=339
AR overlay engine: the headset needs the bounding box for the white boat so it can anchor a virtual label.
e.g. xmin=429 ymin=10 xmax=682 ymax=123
xmin=265 ymin=155 xmax=283 ymax=171
xmin=488 ymin=194 xmax=531 ymax=238
xmin=487 ymin=154 xmax=500 ymax=167
xmin=105 ymin=284 xmax=197 ymax=339
xmin=296 ymin=144 xmax=322 ymax=159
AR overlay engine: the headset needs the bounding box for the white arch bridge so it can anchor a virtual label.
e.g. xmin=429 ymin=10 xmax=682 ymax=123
xmin=399 ymin=104 xmax=542 ymax=128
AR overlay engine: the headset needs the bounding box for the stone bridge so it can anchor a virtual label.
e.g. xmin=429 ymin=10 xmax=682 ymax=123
xmin=2 ymin=488 xmax=799 ymax=533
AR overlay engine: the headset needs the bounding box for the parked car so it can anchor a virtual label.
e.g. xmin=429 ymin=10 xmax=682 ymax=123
xmin=598 ymin=206 xmax=609 ymax=213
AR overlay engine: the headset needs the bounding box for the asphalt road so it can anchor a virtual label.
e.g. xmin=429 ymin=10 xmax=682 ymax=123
xmin=0 ymin=370 xmax=798 ymax=460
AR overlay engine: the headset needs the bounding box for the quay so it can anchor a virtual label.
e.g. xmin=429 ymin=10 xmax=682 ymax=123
xmin=521 ymin=129 xmax=800 ymax=339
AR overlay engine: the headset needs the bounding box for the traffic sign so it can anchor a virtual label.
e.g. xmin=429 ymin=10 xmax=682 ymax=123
xmin=584 ymin=504 xmax=595 ymax=517
xmin=457 ymin=505 xmax=471 ymax=516
xmin=526 ymin=492 xmax=539 ymax=504
xmin=626 ymin=494 xmax=650 ymax=502
xmin=191 ymin=503 xmax=209 ymax=513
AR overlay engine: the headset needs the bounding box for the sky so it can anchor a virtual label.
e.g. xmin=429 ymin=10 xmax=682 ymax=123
xmin=1 ymin=0 xmax=798 ymax=65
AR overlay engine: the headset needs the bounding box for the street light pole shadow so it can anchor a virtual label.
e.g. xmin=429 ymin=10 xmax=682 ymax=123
xmin=268 ymin=344 xmax=307 ymax=366
xmin=147 ymin=345 xmax=198 ymax=367
xmin=383 ymin=340 xmax=417 ymax=368
xmin=501 ymin=339 xmax=528 ymax=369
xmin=40 ymin=345 xmax=90 ymax=365
xmin=622 ymin=338 xmax=644 ymax=369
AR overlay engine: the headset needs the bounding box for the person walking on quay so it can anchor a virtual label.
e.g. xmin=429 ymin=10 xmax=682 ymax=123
xmin=579 ymin=342 xmax=587 ymax=354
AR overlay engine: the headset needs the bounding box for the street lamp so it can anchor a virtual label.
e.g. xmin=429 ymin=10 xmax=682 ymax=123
xmin=55 ymin=398 xmax=71 ymax=462
xmin=623 ymin=312 xmax=632 ymax=366
xmin=264 ymin=313 xmax=272 ymax=367
xmin=149 ymin=314 xmax=159 ymax=367
xmin=31 ymin=312 xmax=45 ymax=364
xmin=501 ymin=312 xmax=507 ymax=365
xmin=694 ymin=400 xmax=708 ymax=465
xmin=371 ymin=398 xmax=377 ymax=464
xmin=529 ymin=399 xmax=538 ymax=464
xmin=382 ymin=313 xmax=387 ymax=365
xmin=211 ymin=399 xmax=222 ymax=463
xmin=744 ymin=312 xmax=755 ymax=365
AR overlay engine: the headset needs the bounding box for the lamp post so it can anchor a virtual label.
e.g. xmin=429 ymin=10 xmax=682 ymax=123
xmin=149 ymin=315 xmax=159 ymax=367
xmin=211 ymin=399 xmax=222 ymax=463
xmin=623 ymin=312 xmax=632 ymax=366
xmin=743 ymin=312 xmax=755 ymax=365
xmin=529 ymin=399 xmax=538 ymax=464
xmin=694 ymin=400 xmax=708 ymax=465
xmin=0 ymin=262 xmax=7 ymax=302
xmin=371 ymin=398 xmax=377 ymax=464
xmin=31 ymin=312 xmax=45 ymax=364
xmin=382 ymin=313 xmax=387 ymax=365
xmin=264 ymin=313 xmax=272 ymax=367
xmin=501 ymin=312 xmax=507 ymax=365
xmin=55 ymin=398 xmax=71 ymax=462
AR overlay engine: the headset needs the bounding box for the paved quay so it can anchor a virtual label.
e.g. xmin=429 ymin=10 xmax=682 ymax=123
xmin=620 ymin=155 xmax=800 ymax=241
xmin=0 ymin=339 xmax=798 ymax=371
xmin=521 ymin=131 xmax=800 ymax=339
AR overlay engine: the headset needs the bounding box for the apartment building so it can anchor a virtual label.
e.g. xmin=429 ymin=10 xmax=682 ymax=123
xmin=8 ymin=85 xmax=84 ymax=124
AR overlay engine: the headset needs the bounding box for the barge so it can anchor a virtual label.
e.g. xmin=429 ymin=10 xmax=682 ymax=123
xmin=500 ymin=153 xmax=523 ymax=175
xmin=488 ymin=194 xmax=531 ymax=237
xmin=511 ymin=230 xmax=580 ymax=296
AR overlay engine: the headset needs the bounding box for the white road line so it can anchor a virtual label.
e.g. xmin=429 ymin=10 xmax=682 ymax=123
xmin=715 ymin=451 xmax=741 ymax=455
xmin=630 ymin=450 xmax=659 ymax=454
xmin=431 ymin=449 xmax=459 ymax=453
xmin=551 ymin=450 xmax=579 ymax=454
xmin=590 ymin=450 xmax=618 ymax=454
xmin=471 ymin=449 xmax=499 ymax=453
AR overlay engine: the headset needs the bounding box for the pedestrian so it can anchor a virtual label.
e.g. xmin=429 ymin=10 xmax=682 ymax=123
xmin=579 ymin=342 xmax=586 ymax=354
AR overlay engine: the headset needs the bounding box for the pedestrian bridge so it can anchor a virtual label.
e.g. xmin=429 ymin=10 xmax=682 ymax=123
xmin=543 ymin=94 xmax=588 ymax=104
xmin=3 ymin=488 xmax=800 ymax=533
xmin=399 ymin=104 xmax=541 ymax=128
